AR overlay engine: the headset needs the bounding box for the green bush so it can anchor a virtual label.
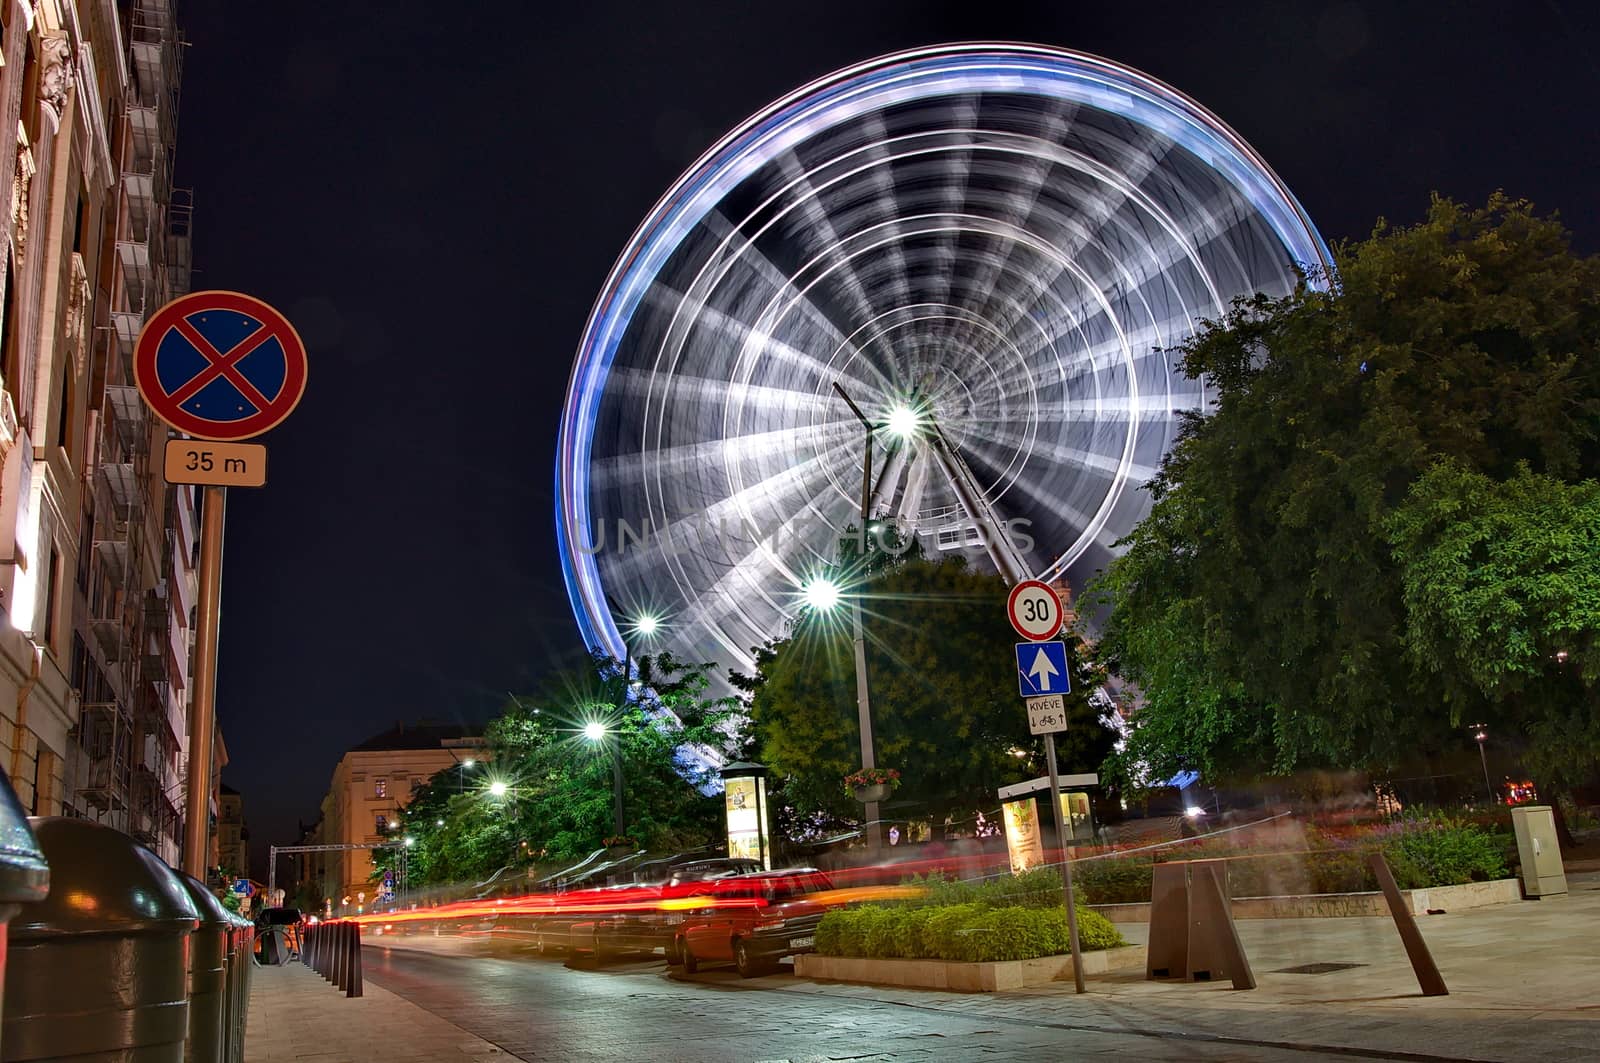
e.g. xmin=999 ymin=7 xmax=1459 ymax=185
xmin=816 ymin=902 xmax=1125 ymax=963
xmin=1381 ymin=820 xmax=1509 ymax=889
xmin=1071 ymin=857 xmax=1153 ymax=905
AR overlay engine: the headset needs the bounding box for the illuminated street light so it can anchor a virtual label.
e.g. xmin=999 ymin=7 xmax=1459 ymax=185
xmin=584 ymin=719 xmax=626 ymax=838
xmin=435 ymin=819 xmax=444 ymax=827
xmin=634 ymin=613 xmax=660 ymax=637
xmin=803 ymin=577 xmax=841 ymax=612
xmin=583 ymin=720 xmax=607 ymax=741
xmin=885 ymin=404 xmax=920 ymax=438
xmin=403 ymin=836 xmax=415 ymax=848
xmin=488 ymin=780 xmax=509 ymax=799
xmin=462 ymin=758 xmax=475 ymax=769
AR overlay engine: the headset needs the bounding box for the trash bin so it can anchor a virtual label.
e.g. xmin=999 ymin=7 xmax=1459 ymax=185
xmin=0 ymin=769 xmax=49 ymax=1026
xmin=3 ymin=818 xmax=199 ymax=1062
xmin=179 ymin=873 xmax=231 ymax=1063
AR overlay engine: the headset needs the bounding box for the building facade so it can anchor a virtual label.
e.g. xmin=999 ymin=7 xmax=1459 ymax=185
xmin=217 ymin=780 xmax=245 ymax=880
xmin=0 ymin=1 xmax=208 ymax=870
xmin=311 ymin=723 xmax=484 ymax=912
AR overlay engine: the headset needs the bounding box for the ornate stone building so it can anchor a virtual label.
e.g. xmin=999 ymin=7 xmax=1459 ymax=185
xmin=0 ymin=1 xmax=207 ymax=870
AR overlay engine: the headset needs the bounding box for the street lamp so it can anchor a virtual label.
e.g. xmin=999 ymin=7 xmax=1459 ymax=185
xmin=1469 ymin=724 xmax=1494 ymax=802
xmin=487 ymin=780 xmax=509 ymax=799
xmin=826 ymin=382 xmax=888 ymax=857
xmin=584 ymin=720 xmax=626 ymax=838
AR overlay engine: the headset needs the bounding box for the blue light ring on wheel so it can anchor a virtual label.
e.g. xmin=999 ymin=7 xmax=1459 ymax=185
xmin=557 ymin=43 xmax=1333 ymax=658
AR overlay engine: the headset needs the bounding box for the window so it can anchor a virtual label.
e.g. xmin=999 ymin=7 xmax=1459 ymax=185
xmin=56 ymin=365 xmax=72 ymax=450
xmin=71 ymin=189 xmax=86 ymax=253
xmin=40 ymin=542 xmax=59 ymax=647
xmin=374 ymin=779 xmax=387 ymax=798
xmin=375 ymin=814 xmax=388 ymax=834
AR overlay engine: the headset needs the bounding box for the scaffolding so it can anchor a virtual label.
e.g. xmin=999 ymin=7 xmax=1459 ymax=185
xmin=69 ymin=0 xmax=189 ymax=860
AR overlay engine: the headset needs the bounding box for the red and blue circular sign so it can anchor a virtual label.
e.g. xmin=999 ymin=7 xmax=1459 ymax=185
xmin=133 ymin=290 xmax=308 ymax=441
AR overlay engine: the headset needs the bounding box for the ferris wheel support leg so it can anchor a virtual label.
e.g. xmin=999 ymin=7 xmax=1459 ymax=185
xmin=868 ymin=438 xmax=909 ymax=518
xmin=928 ymin=428 xmax=1030 ymax=583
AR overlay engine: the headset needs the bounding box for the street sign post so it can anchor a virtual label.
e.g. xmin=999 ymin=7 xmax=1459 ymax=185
xmin=1025 ymin=694 xmax=1068 ymax=735
xmin=1016 ymin=640 xmax=1070 ymax=697
xmin=134 ymin=291 xmax=307 ymax=880
xmin=1004 ymin=602 xmax=1085 ymax=992
xmin=1007 ymin=578 xmax=1065 ymax=641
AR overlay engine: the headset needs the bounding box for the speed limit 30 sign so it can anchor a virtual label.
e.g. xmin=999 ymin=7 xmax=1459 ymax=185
xmin=1007 ymin=579 xmax=1065 ymax=641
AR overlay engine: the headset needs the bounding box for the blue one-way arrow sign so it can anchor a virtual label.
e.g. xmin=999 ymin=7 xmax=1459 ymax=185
xmin=1015 ymin=641 xmax=1071 ymax=697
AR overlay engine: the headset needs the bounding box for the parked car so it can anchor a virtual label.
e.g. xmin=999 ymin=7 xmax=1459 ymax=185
xmin=590 ymin=869 xmax=753 ymax=963
xmin=677 ymin=869 xmax=836 ymax=977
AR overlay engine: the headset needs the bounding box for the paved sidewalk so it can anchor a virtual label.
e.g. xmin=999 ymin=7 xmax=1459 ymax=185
xmin=771 ymin=870 xmax=1600 ymax=1061
xmin=243 ymin=961 xmax=520 ymax=1062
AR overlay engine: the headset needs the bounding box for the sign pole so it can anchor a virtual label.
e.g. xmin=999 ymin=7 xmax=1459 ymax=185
xmin=1044 ymin=730 xmax=1086 ymax=993
xmin=182 ymin=485 xmax=227 ymax=879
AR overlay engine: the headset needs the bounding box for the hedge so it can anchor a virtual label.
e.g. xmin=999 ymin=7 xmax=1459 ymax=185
xmin=1063 ymin=816 xmax=1512 ymax=904
xmin=817 ymin=902 xmax=1124 ymax=963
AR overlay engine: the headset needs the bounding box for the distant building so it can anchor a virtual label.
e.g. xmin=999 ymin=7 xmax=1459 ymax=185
xmin=217 ymin=782 xmax=247 ymax=880
xmin=315 ymin=722 xmax=485 ymax=911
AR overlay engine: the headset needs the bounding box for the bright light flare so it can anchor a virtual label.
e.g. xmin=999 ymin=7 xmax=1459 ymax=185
xmin=583 ymin=721 xmax=608 ymax=741
xmin=1184 ymin=805 xmax=1205 ymax=818
xmin=487 ymin=780 xmax=510 ymax=798
xmin=633 ymin=613 xmax=660 ymax=637
xmin=885 ymin=404 xmax=920 ymax=438
xmin=802 ymin=577 xmax=841 ymax=612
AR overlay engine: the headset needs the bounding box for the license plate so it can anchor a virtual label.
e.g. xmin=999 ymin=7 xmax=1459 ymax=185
xmin=789 ymin=936 xmax=815 ymax=949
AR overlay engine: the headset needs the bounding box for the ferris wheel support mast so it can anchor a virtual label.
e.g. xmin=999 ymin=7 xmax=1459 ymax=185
xmin=927 ymin=423 xmax=1030 ymax=584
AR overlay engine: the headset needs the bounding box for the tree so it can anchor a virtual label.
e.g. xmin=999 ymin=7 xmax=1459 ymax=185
xmin=1092 ymin=195 xmax=1600 ymax=787
xmin=1387 ymin=461 xmax=1600 ymax=790
xmin=379 ymin=654 xmax=740 ymax=888
xmin=747 ymin=554 xmax=1114 ymax=834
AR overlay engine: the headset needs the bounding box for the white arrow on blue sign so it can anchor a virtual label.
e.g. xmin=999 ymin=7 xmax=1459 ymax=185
xmin=1015 ymin=641 xmax=1071 ymax=697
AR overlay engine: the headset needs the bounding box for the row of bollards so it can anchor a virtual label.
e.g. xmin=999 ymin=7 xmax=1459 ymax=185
xmin=303 ymin=919 xmax=364 ymax=997
xmin=0 ymin=807 xmax=257 ymax=1063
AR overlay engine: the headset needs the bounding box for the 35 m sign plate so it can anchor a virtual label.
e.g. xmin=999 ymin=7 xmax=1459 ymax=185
xmin=164 ymin=440 xmax=268 ymax=488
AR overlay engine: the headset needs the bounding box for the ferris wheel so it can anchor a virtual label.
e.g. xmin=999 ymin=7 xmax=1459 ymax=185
xmin=557 ymin=43 xmax=1331 ymax=672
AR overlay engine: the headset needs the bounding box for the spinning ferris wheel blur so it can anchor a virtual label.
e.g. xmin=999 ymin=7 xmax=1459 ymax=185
xmin=557 ymin=43 xmax=1331 ymax=673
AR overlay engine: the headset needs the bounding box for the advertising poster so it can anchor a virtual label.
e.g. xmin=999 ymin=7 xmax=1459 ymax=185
xmin=1002 ymin=797 xmax=1044 ymax=872
xmin=724 ymin=774 xmax=770 ymax=868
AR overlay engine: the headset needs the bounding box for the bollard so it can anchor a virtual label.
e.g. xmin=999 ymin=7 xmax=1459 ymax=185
xmin=229 ymin=913 xmax=254 ymax=1063
xmin=0 ymin=769 xmax=49 ymax=1027
xmin=331 ymin=922 xmax=345 ymax=987
xmin=217 ymin=913 xmax=237 ymax=1063
xmin=345 ymin=922 xmax=363 ymax=998
xmin=3 ymin=818 xmax=198 ymax=1061
xmin=178 ymin=874 xmax=230 ymax=1063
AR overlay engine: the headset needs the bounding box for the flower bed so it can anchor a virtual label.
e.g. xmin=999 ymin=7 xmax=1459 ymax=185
xmin=815 ymin=868 xmax=1125 ymax=964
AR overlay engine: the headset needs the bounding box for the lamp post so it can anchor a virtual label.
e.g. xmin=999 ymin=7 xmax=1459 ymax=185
xmin=456 ymin=757 xmax=475 ymax=792
xmin=585 ymin=721 xmax=625 ymax=838
xmin=1469 ymin=724 xmax=1494 ymax=802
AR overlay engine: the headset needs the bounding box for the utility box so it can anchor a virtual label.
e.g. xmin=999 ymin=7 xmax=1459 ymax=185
xmin=1511 ymin=806 xmax=1567 ymax=898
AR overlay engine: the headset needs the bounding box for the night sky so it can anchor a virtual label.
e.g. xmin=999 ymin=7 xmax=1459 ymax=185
xmin=175 ymin=1 xmax=1600 ymax=873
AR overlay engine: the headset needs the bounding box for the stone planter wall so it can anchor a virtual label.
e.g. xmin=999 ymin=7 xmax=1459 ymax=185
xmin=1091 ymin=877 xmax=1522 ymax=922
xmin=795 ymin=945 xmax=1144 ymax=993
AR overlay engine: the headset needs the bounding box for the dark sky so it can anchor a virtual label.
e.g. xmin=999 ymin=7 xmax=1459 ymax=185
xmin=175 ymin=0 xmax=1600 ymax=872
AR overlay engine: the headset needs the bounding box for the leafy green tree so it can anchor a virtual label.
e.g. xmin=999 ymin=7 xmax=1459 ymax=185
xmin=1387 ymin=461 xmax=1600 ymax=789
xmin=1092 ymin=195 xmax=1600 ymax=787
xmin=747 ymin=554 xmax=1114 ymax=834
xmin=379 ymin=654 xmax=740 ymax=887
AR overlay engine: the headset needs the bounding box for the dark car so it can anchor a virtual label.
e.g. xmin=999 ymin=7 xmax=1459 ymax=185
xmin=678 ymin=869 xmax=836 ymax=977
